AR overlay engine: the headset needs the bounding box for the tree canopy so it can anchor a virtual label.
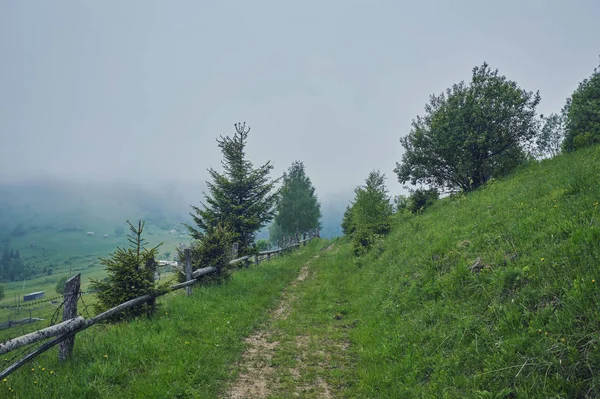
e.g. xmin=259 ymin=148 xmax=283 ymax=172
xmin=272 ymin=161 xmax=321 ymax=239
xmin=562 ymin=63 xmax=600 ymax=152
xmin=187 ymin=123 xmax=278 ymax=255
xmin=395 ymin=62 xmax=540 ymax=192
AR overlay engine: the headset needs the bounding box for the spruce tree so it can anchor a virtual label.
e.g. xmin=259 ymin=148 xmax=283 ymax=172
xmin=273 ymin=161 xmax=321 ymax=238
xmin=90 ymin=220 xmax=162 ymax=320
xmin=187 ymin=123 xmax=278 ymax=255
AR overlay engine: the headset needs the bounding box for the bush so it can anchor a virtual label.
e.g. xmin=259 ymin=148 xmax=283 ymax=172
xmin=255 ymin=239 xmax=270 ymax=252
xmin=407 ymin=188 xmax=439 ymax=214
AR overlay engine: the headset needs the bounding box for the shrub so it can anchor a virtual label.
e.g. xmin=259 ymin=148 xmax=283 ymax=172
xmin=407 ymin=188 xmax=439 ymax=214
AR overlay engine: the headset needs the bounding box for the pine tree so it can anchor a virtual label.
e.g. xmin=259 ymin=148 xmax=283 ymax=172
xmin=187 ymin=123 xmax=278 ymax=255
xmin=273 ymin=161 xmax=321 ymax=238
xmin=90 ymin=220 xmax=163 ymax=320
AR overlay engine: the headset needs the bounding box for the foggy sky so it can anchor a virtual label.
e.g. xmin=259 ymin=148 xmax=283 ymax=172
xmin=1 ymin=0 xmax=599 ymax=199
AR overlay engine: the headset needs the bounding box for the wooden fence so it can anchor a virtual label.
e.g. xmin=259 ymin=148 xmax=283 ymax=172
xmin=0 ymin=229 xmax=319 ymax=379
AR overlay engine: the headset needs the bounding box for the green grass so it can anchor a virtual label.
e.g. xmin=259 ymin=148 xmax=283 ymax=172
xmin=1 ymin=240 xmax=326 ymax=398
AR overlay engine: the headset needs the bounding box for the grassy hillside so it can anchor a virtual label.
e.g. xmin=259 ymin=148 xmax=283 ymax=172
xmin=335 ymin=145 xmax=600 ymax=397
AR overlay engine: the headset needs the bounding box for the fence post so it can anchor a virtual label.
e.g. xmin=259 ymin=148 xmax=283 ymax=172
xmin=254 ymin=254 xmax=259 ymax=265
xmin=184 ymin=249 xmax=192 ymax=296
xmin=267 ymin=252 xmax=271 ymax=261
xmin=231 ymin=243 xmax=239 ymax=259
xmin=146 ymin=257 xmax=157 ymax=309
xmin=58 ymin=273 xmax=80 ymax=362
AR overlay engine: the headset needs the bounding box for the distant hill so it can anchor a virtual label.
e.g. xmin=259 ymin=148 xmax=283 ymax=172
xmin=0 ymin=178 xmax=201 ymax=282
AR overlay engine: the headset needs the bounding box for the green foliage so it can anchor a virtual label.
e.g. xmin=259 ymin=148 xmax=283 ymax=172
xmin=535 ymin=113 xmax=565 ymax=158
xmin=90 ymin=220 xmax=163 ymax=320
xmin=395 ymin=62 xmax=540 ymax=192
xmin=0 ymin=284 xmax=5 ymax=300
xmin=273 ymin=161 xmax=321 ymax=238
xmin=177 ymin=222 xmax=236 ymax=285
xmin=341 ymin=205 xmax=355 ymax=236
xmin=562 ymin=63 xmax=600 ymax=152
xmin=406 ymin=187 xmax=439 ymax=214
xmin=255 ymin=239 xmax=270 ymax=252
xmin=187 ymin=123 xmax=278 ymax=255
xmin=345 ymin=171 xmax=393 ymax=256
xmin=0 ymin=244 xmax=32 ymax=282
xmin=268 ymin=222 xmax=283 ymax=244
xmin=55 ymin=275 xmax=68 ymax=295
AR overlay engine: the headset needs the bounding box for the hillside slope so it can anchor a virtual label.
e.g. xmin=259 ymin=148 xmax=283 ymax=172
xmin=335 ymin=145 xmax=600 ymax=397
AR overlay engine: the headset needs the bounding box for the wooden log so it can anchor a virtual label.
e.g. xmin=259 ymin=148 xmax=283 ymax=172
xmin=191 ymin=266 xmax=218 ymax=279
xmin=184 ymin=249 xmax=192 ymax=296
xmin=229 ymin=255 xmax=251 ymax=265
xmin=0 ymin=326 xmax=84 ymax=380
xmin=0 ymin=316 xmax=85 ymax=355
xmin=59 ymin=274 xmax=80 ymax=361
xmin=169 ymin=279 xmax=197 ymax=291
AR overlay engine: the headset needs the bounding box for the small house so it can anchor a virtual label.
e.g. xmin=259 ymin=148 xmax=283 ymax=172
xmin=24 ymin=291 xmax=44 ymax=301
xmin=87 ymin=231 xmax=95 ymax=236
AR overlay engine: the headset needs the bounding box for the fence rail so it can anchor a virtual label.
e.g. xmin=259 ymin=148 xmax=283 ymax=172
xmin=0 ymin=229 xmax=319 ymax=379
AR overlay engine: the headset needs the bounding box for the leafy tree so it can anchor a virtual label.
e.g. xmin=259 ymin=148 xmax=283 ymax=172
xmin=0 ymin=284 xmax=5 ymax=300
xmin=562 ymin=63 xmax=600 ymax=152
xmin=535 ymin=113 xmax=565 ymax=158
xmin=268 ymin=222 xmax=283 ymax=244
xmin=273 ymin=161 xmax=321 ymax=238
xmin=352 ymin=171 xmax=393 ymax=237
xmin=344 ymin=171 xmax=393 ymax=256
xmin=187 ymin=123 xmax=278 ymax=256
xmin=55 ymin=275 xmax=68 ymax=295
xmin=395 ymin=62 xmax=540 ymax=192
xmin=90 ymin=220 xmax=163 ymax=320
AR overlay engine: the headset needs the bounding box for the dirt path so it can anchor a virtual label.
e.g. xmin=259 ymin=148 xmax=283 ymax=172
xmin=225 ymin=244 xmax=338 ymax=399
